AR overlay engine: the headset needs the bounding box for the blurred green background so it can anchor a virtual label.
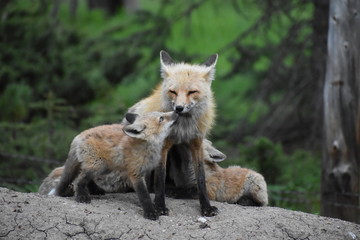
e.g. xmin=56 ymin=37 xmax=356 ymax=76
xmin=0 ymin=0 xmax=327 ymax=214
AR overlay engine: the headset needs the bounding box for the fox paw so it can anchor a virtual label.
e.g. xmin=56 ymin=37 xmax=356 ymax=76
xmin=144 ymin=211 xmax=159 ymax=220
xmin=75 ymin=195 xmax=91 ymax=203
xmin=201 ymin=205 xmax=218 ymax=217
xmin=155 ymin=205 xmax=169 ymax=216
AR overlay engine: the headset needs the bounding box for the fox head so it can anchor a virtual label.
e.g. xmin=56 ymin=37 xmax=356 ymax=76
xmin=123 ymin=111 xmax=178 ymax=142
xmin=160 ymin=51 xmax=218 ymax=114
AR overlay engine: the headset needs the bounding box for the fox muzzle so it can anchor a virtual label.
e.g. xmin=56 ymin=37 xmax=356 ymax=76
xmin=175 ymin=105 xmax=184 ymax=113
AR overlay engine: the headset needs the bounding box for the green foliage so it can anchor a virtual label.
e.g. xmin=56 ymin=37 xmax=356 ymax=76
xmin=0 ymin=83 xmax=33 ymax=122
xmin=0 ymin=0 xmax=321 ymax=216
xmin=240 ymin=137 xmax=285 ymax=184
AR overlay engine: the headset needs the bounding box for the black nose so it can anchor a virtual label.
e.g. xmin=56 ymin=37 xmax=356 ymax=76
xmin=175 ymin=106 xmax=184 ymax=113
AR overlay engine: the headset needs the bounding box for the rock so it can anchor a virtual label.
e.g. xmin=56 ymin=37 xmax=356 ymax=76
xmin=197 ymin=217 xmax=207 ymax=223
xmin=0 ymin=187 xmax=359 ymax=240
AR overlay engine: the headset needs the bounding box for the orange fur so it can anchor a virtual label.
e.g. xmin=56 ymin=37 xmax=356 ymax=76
xmin=38 ymin=167 xmax=64 ymax=195
xmin=204 ymin=162 xmax=268 ymax=205
xmin=129 ymin=84 xmax=215 ymax=137
xmin=55 ymin=111 xmax=177 ymax=220
xmin=121 ymin=51 xmax=220 ymax=217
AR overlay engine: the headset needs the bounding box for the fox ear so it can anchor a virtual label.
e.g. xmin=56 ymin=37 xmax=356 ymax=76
xmin=123 ymin=124 xmax=146 ymax=139
xmin=203 ymin=140 xmax=226 ymax=162
xmin=160 ymin=50 xmax=175 ymax=79
xmin=202 ymin=54 xmax=218 ymax=82
xmin=202 ymin=54 xmax=218 ymax=68
xmin=207 ymin=150 xmax=226 ymax=162
xmin=125 ymin=113 xmax=138 ymax=124
xmin=160 ymin=50 xmax=175 ymax=66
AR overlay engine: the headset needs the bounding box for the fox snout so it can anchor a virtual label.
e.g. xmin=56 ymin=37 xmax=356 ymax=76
xmin=164 ymin=111 xmax=179 ymax=125
xmin=173 ymin=102 xmax=194 ymax=114
xmin=175 ymin=105 xmax=184 ymax=113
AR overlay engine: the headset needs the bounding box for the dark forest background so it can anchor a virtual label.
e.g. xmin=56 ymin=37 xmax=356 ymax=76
xmin=0 ymin=0 xmax=331 ymax=215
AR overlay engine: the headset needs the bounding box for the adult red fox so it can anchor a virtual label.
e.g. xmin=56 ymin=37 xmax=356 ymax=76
xmin=55 ymin=111 xmax=178 ymax=220
xmin=124 ymin=51 xmax=219 ymax=216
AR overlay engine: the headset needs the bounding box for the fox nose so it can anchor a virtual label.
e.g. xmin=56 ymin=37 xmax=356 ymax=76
xmin=175 ymin=105 xmax=184 ymax=113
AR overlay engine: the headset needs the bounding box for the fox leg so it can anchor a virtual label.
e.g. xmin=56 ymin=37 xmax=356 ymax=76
xmin=131 ymin=176 xmax=158 ymax=220
xmin=74 ymin=171 xmax=93 ymax=203
xmin=55 ymin=149 xmax=80 ymax=197
xmin=190 ymin=139 xmax=219 ymax=217
xmin=88 ymin=180 xmax=105 ymax=195
xmin=154 ymin=139 xmax=173 ymax=215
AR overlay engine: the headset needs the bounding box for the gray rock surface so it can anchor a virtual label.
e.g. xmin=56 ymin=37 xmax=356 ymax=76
xmin=0 ymin=187 xmax=359 ymax=240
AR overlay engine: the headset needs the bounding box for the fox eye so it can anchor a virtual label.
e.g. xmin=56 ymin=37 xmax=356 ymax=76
xmin=169 ymin=90 xmax=177 ymax=96
xmin=188 ymin=90 xmax=199 ymax=95
xmin=159 ymin=116 xmax=164 ymax=122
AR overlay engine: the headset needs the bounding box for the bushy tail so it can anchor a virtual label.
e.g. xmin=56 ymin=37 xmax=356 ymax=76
xmin=247 ymin=171 xmax=268 ymax=206
xmin=38 ymin=166 xmax=64 ymax=195
xmin=55 ymin=147 xmax=80 ymax=197
xmin=236 ymin=170 xmax=268 ymax=206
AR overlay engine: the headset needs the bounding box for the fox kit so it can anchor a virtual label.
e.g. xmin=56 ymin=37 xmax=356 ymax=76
xmin=55 ymin=111 xmax=178 ymax=220
xmin=124 ymin=51 xmax=219 ymax=216
xmin=200 ymin=140 xmax=268 ymax=206
xmin=167 ymin=140 xmax=268 ymax=206
xmin=205 ymin=164 xmax=268 ymax=206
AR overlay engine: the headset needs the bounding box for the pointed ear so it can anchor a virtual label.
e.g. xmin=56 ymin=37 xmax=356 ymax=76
xmin=203 ymin=140 xmax=226 ymax=162
xmin=202 ymin=54 xmax=218 ymax=68
xmin=202 ymin=54 xmax=218 ymax=82
xmin=160 ymin=50 xmax=175 ymax=66
xmin=123 ymin=124 xmax=146 ymax=139
xmin=207 ymin=149 xmax=226 ymax=162
xmin=160 ymin=50 xmax=175 ymax=79
xmin=125 ymin=113 xmax=138 ymax=124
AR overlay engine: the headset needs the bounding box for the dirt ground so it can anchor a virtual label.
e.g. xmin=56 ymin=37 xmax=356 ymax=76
xmin=0 ymin=187 xmax=359 ymax=240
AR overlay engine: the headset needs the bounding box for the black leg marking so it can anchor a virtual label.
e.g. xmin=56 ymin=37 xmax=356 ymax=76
xmin=154 ymin=141 xmax=172 ymax=216
xmin=88 ymin=180 xmax=105 ymax=195
xmin=191 ymin=140 xmax=219 ymax=217
xmin=196 ymin=160 xmax=218 ymax=216
xmin=154 ymin=165 xmax=169 ymax=215
xmin=133 ymin=178 xmax=158 ymax=220
xmin=55 ymin=156 xmax=80 ymax=197
xmin=75 ymin=172 xmax=93 ymax=203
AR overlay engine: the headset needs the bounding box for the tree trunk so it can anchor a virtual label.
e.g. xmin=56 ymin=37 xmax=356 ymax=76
xmin=322 ymin=0 xmax=360 ymax=223
xmin=310 ymin=0 xmax=329 ymax=144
